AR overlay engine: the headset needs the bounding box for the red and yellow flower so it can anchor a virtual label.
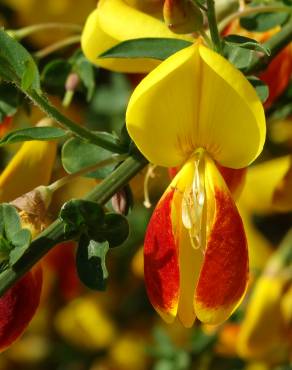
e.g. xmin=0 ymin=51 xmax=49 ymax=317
xmin=126 ymin=42 xmax=266 ymax=327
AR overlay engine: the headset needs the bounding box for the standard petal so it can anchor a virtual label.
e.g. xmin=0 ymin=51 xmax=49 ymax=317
xmin=144 ymin=186 xmax=180 ymax=323
xmin=0 ymin=140 xmax=57 ymax=202
xmin=81 ymin=0 xmax=191 ymax=73
xmin=126 ymin=43 xmax=265 ymax=168
xmin=0 ymin=266 xmax=42 ymax=351
xmin=194 ymin=156 xmax=248 ymax=325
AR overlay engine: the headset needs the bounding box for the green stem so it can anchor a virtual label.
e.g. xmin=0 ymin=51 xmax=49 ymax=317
xmin=34 ymin=35 xmax=81 ymax=59
xmin=29 ymin=90 xmax=127 ymax=154
xmin=0 ymin=154 xmax=148 ymax=296
xmin=218 ymin=5 xmax=292 ymax=33
xmin=48 ymin=154 xmax=128 ymax=192
xmin=206 ymin=0 xmax=222 ymax=52
xmin=7 ymin=23 xmax=82 ymax=41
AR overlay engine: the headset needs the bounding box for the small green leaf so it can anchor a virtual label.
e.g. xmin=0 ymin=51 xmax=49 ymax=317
xmin=21 ymin=59 xmax=37 ymax=91
xmin=223 ymin=42 xmax=254 ymax=71
xmin=62 ymin=137 xmax=116 ymax=179
xmin=240 ymin=7 xmax=289 ymax=32
xmin=41 ymin=59 xmax=71 ymax=94
xmin=92 ymin=213 xmax=129 ymax=247
xmin=9 ymin=229 xmax=31 ymax=264
xmin=224 ymin=34 xmax=271 ymax=55
xmin=0 ymin=28 xmax=40 ymax=91
xmin=247 ymin=76 xmax=269 ymax=103
xmin=0 ymin=83 xmax=21 ymax=121
xmin=100 ymin=38 xmax=192 ymax=60
xmin=0 ymin=126 xmax=67 ymax=146
xmin=60 ymin=199 xmax=104 ymax=235
xmin=70 ymin=50 xmax=96 ymax=101
xmin=76 ymin=237 xmax=109 ymax=290
xmin=0 ymin=204 xmax=21 ymax=241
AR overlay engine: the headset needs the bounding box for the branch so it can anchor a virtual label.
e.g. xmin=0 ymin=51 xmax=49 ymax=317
xmin=0 ymin=153 xmax=148 ymax=296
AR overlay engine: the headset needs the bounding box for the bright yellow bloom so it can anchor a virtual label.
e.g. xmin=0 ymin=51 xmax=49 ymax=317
xmin=0 ymin=140 xmax=57 ymax=202
xmin=81 ymin=0 xmax=192 ymax=73
xmin=126 ymin=43 xmax=266 ymax=327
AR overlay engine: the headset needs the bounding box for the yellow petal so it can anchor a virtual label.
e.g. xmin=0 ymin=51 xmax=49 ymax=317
xmin=81 ymin=0 xmax=192 ymax=73
xmin=237 ymin=202 xmax=272 ymax=272
xmin=173 ymin=161 xmax=203 ymax=327
xmin=0 ymin=140 xmax=57 ymax=202
xmin=238 ymin=156 xmax=290 ymax=215
xmin=126 ymin=43 xmax=265 ymax=168
xmin=272 ymin=155 xmax=292 ymax=212
xmin=237 ymin=275 xmax=289 ymax=362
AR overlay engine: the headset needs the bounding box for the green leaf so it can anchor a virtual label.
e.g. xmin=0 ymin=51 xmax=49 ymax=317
xmin=62 ymin=137 xmax=116 ymax=179
xmin=247 ymin=76 xmax=269 ymax=103
xmin=0 ymin=204 xmax=21 ymax=241
xmin=70 ymin=50 xmax=96 ymax=101
xmin=60 ymin=199 xmax=104 ymax=235
xmin=41 ymin=59 xmax=71 ymax=94
xmin=240 ymin=7 xmax=289 ymax=32
xmin=0 ymin=28 xmax=40 ymax=91
xmin=224 ymin=34 xmax=271 ymax=55
xmin=0 ymin=126 xmax=67 ymax=146
xmin=0 ymin=83 xmax=21 ymax=121
xmin=92 ymin=213 xmax=129 ymax=247
xmin=100 ymin=38 xmax=192 ymax=60
xmin=76 ymin=237 xmax=109 ymax=290
xmin=223 ymin=42 xmax=254 ymax=71
xmin=9 ymin=229 xmax=31 ymax=264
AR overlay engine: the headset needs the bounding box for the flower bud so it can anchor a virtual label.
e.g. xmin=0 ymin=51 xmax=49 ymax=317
xmin=65 ymin=72 xmax=80 ymax=92
xmin=111 ymin=186 xmax=132 ymax=215
xmin=163 ymin=0 xmax=203 ymax=34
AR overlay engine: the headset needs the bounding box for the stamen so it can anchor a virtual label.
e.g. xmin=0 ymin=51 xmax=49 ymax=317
xmin=143 ymin=164 xmax=157 ymax=208
xmin=182 ymin=149 xmax=206 ymax=250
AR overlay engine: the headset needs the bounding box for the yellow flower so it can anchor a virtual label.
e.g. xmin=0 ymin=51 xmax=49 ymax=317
xmin=0 ymin=139 xmax=57 ymax=203
xmin=81 ymin=0 xmax=192 ymax=73
xmin=54 ymin=295 xmax=117 ymax=350
xmin=238 ymin=156 xmax=292 ymax=214
xmin=237 ymin=230 xmax=292 ymax=363
xmin=126 ymin=43 xmax=266 ymax=327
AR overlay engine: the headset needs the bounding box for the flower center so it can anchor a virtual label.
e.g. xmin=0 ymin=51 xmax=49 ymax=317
xmin=181 ymin=148 xmax=206 ymax=251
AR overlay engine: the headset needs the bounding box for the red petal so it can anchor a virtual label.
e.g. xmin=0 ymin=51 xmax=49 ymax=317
xmin=195 ymin=159 xmax=248 ymax=324
xmin=144 ymin=188 xmax=179 ymax=322
xmin=0 ymin=266 xmax=42 ymax=351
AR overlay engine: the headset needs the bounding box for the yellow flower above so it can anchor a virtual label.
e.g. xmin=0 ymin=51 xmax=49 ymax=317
xmin=81 ymin=0 xmax=191 ymax=73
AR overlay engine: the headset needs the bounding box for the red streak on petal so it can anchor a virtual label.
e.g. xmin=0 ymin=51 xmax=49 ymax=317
xmin=144 ymin=188 xmax=179 ymax=312
xmin=168 ymin=167 xmax=179 ymax=179
xmin=217 ymin=165 xmax=247 ymax=196
xmin=196 ymin=188 xmax=248 ymax=308
xmin=0 ymin=267 xmax=42 ymax=351
xmin=0 ymin=116 xmax=13 ymax=138
xmin=260 ymin=45 xmax=292 ymax=109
